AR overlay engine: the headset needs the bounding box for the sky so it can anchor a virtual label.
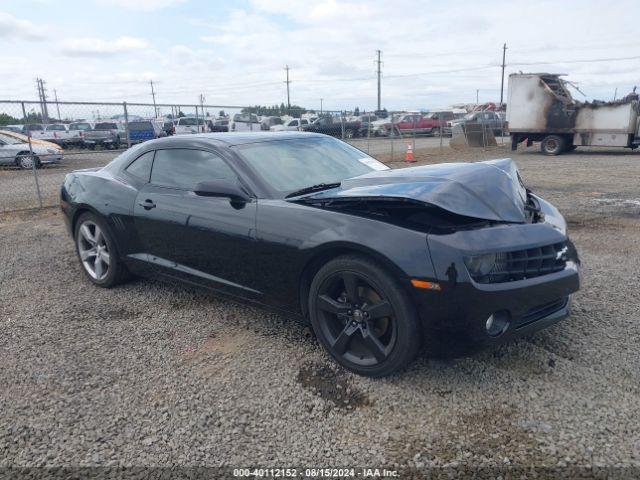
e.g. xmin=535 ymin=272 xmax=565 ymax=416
xmin=1 ymin=0 xmax=640 ymax=115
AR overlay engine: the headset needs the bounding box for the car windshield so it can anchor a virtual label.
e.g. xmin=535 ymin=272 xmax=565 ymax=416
xmin=0 ymin=133 xmax=21 ymax=144
xmin=464 ymin=113 xmax=477 ymax=120
xmin=70 ymin=123 xmax=92 ymax=130
xmin=235 ymin=136 xmax=389 ymax=197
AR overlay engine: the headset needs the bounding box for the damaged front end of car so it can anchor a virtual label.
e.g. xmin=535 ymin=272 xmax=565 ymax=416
xmin=292 ymin=158 xmax=581 ymax=355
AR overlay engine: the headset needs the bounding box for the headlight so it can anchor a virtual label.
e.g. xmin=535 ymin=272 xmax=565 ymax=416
xmin=464 ymin=253 xmax=496 ymax=277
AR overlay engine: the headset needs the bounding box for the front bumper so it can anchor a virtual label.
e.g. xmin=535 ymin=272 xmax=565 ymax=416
xmin=416 ymin=214 xmax=580 ymax=356
xmin=412 ymin=262 xmax=579 ymax=356
xmin=40 ymin=154 xmax=62 ymax=164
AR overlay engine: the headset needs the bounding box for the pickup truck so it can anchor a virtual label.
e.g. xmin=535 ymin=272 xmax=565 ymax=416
xmin=302 ymin=116 xmax=361 ymax=138
xmin=83 ymin=122 xmax=126 ymax=149
xmin=381 ymin=112 xmax=454 ymax=136
xmin=68 ymin=122 xmax=94 ymax=147
xmin=42 ymin=124 xmax=73 ymax=147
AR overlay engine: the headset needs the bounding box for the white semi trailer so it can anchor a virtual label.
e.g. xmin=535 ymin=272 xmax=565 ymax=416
xmin=507 ymin=73 xmax=640 ymax=155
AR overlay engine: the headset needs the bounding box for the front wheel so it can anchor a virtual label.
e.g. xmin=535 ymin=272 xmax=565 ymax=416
xmin=309 ymin=255 xmax=421 ymax=377
xmin=541 ymin=135 xmax=566 ymax=155
xmin=16 ymin=154 xmax=38 ymax=170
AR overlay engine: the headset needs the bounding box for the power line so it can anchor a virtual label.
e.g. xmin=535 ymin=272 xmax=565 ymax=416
xmin=509 ymin=55 xmax=640 ymax=67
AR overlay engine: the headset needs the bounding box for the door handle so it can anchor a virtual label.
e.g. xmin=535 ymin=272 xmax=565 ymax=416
xmin=138 ymin=199 xmax=156 ymax=210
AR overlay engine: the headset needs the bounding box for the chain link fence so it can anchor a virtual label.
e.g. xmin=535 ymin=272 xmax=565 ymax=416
xmin=0 ymin=100 xmax=507 ymax=213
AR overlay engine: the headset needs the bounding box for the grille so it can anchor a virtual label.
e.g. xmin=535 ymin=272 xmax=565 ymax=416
xmin=474 ymin=242 xmax=567 ymax=284
xmin=518 ymin=297 xmax=568 ymax=328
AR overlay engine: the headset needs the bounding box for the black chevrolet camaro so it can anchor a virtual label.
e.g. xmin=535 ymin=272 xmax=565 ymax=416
xmin=61 ymin=132 xmax=580 ymax=377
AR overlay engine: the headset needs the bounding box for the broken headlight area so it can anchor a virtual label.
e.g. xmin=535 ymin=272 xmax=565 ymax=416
xmin=465 ymin=242 xmax=567 ymax=284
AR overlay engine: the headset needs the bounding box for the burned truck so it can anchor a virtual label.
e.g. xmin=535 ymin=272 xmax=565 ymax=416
xmin=507 ymin=73 xmax=640 ymax=155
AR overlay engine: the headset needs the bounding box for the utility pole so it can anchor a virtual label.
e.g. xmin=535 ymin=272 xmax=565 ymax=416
xmin=476 ymin=89 xmax=479 ymax=104
xmin=150 ymin=80 xmax=158 ymax=117
xmin=36 ymin=78 xmax=49 ymax=123
xmin=320 ymin=98 xmax=323 ymax=115
xmin=499 ymin=43 xmax=507 ymax=106
xmin=376 ymin=50 xmax=382 ymax=111
xmin=54 ymin=89 xmax=61 ymax=121
xmin=199 ymin=94 xmax=206 ymax=132
xmin=284 ymin=65 xmax=291 ymax=115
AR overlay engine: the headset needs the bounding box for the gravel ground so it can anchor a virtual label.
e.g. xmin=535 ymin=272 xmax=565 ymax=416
xmin=1 ymin=144 xmax=639 ymax=477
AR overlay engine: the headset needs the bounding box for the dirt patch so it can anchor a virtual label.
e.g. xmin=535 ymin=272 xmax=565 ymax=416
xmin=0 ymin=206 xmax=60 ymax=226
xmin=296 ymin=362 xmax=370 ymax=410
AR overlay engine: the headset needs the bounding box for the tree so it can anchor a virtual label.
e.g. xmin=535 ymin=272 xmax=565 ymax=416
xmin=354 ymin=106 xmax=360 ymax=116
xmin=178 ymin=111 xmax=186 ymax=118
xmin=219 ymin=110 xmax=226 ymax=117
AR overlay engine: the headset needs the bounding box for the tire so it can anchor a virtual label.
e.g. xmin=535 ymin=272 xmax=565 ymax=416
xmin=566 ymin=144 xmax=577 ymax=152
xmin=309 ymin=255 xmax=421 ymax=377
xmin=541 ymin=135 xmax=566 ymax=155
xmin=74 ymin=212 xmax=130 ymax=288
xmin=16 ymin=153 xmax=37 ymax=170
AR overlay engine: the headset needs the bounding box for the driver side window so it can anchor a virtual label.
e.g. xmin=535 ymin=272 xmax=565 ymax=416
xmin=150 ymin=149 xmax=236 ymax=191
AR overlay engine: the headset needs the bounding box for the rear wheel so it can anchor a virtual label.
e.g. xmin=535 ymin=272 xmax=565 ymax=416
xmin=74 ymin=212 xmax=130 ymax=288
xmin=541 ymin=135 xmax=566 ymax=155
xmin=309 ymin=255 xmax=421 ymax=377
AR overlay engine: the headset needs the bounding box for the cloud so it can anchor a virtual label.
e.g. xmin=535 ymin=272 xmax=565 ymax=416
xmin=94 ymin=0 xmax=186 ymax=11
xmin=60 ymin=36 xmax=150 ymax=57
xmin=0 ymin=12 xmax=45 ymax=40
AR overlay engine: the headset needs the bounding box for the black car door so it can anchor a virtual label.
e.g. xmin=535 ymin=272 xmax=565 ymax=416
xmin=133 ymin=148 xmax=260 ymax=300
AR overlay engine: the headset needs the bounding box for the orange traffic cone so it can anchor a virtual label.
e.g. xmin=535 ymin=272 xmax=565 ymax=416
xmin=405 ymin=144 xmax=415 ymax=162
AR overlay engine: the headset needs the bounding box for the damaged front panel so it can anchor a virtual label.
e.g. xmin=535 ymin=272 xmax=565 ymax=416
xmin=293 ymin=158 xmax=531 ymax=226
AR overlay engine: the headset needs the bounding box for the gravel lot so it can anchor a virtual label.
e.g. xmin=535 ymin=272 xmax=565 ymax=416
xmin=1 ymin=144 xmax=639 ymax=476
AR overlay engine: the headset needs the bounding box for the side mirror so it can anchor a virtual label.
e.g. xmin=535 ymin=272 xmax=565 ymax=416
xmin=194 ymin=179 xmax=250 ymax=203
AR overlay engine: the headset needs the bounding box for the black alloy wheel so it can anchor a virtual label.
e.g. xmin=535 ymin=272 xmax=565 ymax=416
xmin=309 ymin=255 xmax=421 ymax=377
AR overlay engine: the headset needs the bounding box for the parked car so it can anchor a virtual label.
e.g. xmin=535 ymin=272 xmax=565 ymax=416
xmin=83 ymin=122 xmax=127 ymax=149
xmin=356 ymin=114 xmax=378 ymax=136
xmin=61 ymin=132 xmax=580 ymax=377
xmin=260 ymin=116 xmax=283 ymax=131
xmin=445 ymin=111 xmax=506 ymax=136
xmin=0 ymin=130 xmax=63 ymax=152
xmin=208 ymin=119 xmax=229 ymax=132
xmin=0 ymin=132 xmax=62 ymax=169
xmin=270 ymin=118 xmax=310 ymax=131
xmin=303 ymin=116 xmax=361 ymax=138
xmin=229 ymin=113 xmax=261 ymax=132
xmin=3 ymin=125 xmax=24 ymax=133
xmin=68 ymin=122 xmax=94 ymax=147
xmin=162 ymin=120 xmax=175 ymax=136
xmin=127 ymin=120 xmax=166 ymax=144
xmin=174 ymin=117 xmax=208 ymax=135
xmin=43 ymin=124 xmax=73 ymax=146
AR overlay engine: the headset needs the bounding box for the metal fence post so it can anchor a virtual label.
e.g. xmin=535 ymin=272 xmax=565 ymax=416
xmin=249 ymin=107 xmax=253 ymax=132
xmin=123 ymin=102 xmax=131 ymax=148
xmin=341 ymin=111 xmax=345 ymax=140
xmin=27 ymin=135 xmax=43 ymax=209
xmin=21 ymin=101 xmax=27 ymax=123
xmin=390 ymin=114 xmax=394 ymax=162
xmin=412 ymin=115 xmax=416 ymax=154
xmin=366 ymin=115 xmax=371 ymax=154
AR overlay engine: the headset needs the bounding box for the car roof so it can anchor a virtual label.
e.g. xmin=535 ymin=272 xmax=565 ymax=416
xmin=190 ymin=132 xmax=326 ymax=146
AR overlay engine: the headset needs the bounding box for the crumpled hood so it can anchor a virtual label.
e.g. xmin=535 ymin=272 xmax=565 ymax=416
xmin=306 ymin=158 xmax=528 ymax=223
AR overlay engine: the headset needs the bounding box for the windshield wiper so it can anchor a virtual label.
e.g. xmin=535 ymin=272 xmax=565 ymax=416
xmin=285 ymin=182 xmax=341 ymax=199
